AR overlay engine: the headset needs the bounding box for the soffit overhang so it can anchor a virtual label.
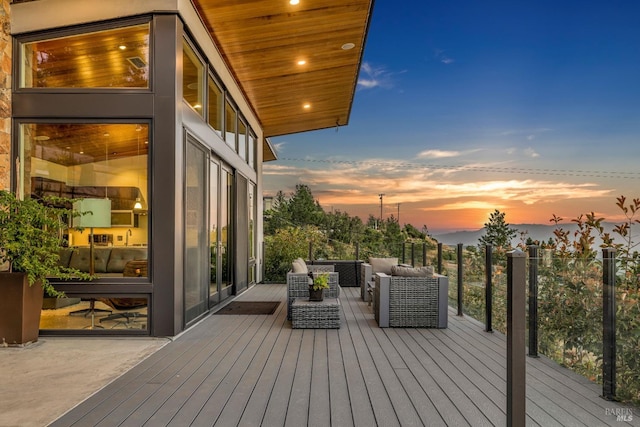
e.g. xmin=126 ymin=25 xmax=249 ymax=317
xmin=192 ymin=0 xmax=374 ymax=138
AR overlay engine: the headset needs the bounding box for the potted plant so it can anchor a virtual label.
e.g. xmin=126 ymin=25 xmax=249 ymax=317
xmin=0 ymin=190 xmax=91 ymax=345
xmin=309 ymin=272 xmax=330 ymax=301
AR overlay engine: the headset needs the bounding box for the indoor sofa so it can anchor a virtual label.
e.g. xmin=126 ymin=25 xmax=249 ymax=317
xmin=58 ymin=247 xmax=148 ymax=276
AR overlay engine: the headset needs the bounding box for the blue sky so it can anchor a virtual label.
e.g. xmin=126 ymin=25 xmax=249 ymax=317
xmin=264 ymin=1 xmax=640 ymax=233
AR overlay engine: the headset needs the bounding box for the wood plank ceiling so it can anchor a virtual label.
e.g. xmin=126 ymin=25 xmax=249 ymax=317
xmin=192 ymin=0 xmax=374 ymax=138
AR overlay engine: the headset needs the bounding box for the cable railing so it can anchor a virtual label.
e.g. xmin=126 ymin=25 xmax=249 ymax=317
xmin=445 ymin=244 xmax=639 ymax=406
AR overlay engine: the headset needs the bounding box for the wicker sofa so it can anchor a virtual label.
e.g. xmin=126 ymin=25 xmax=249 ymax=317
xmin=374 ymin=273 xmax=448 ymax=328
xmin=307 ymin=260 xmax=362 ymax=287
xmin=286 ymin=261 xmax=340 ymax=320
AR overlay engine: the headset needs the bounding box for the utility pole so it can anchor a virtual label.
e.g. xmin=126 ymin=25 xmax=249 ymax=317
xmin=378 ymin=193 xmax=385 ymax=223
xmin=397 ymin=203 xmax=401 ymax=225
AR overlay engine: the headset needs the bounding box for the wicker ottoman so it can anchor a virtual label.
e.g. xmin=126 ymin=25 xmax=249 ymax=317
xmin=291 ymin=298 xmax=341 ymax=329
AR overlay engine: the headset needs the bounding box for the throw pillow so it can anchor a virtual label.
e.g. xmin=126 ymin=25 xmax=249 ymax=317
xmin=292 ymin=258 xmax=308 ymax=274
xmin=391 ymin=265 xmax=435 ymax=277
xmin=369 ymin=257 xmax=398 ymax=275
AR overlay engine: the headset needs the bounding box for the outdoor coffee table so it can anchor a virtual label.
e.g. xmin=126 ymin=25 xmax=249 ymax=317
xmin=291 ymin=298 xmax=341 ymax=329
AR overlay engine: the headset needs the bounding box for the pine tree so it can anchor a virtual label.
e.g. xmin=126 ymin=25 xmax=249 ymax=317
xmin=478 ymin=209 xmax=518 ymax=252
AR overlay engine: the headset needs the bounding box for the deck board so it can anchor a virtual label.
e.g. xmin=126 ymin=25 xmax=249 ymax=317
xmin=51 ymin=284 xmax=639 ymax=427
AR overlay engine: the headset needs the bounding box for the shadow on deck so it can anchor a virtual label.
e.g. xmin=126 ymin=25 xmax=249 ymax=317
xmin=51 ymin=284 xmax=638 ymax=426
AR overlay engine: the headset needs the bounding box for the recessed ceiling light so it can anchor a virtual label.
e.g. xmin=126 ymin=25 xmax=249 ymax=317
xmin=297 ymin=60 xmax=306 ymax=66
xmin=103 ymin=132 xmax=110 ymax=137
xmin=341 ymin=42 xmax=355 ymax=50
xmin=303 ymin=103 xmax=311 ymax=109
xmin=193 ymin=104 xmax=202 ymax=109
xmin=33 ymin=135 xmax=50 ymax=141
xmin=290 ymin=0 xmax=300 ymax=5
xmin=119 ymin=45 xmax=127 ymax=50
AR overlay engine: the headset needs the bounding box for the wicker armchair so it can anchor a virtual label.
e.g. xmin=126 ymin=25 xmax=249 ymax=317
xmin=374 ymin=273 xmax=448 ymax=328
xmin=287 ymin=265 xmax=339 ymax=320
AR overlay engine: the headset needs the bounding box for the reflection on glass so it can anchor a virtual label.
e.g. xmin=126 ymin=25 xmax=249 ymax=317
xmin=249 ymin=182 xmax=256 ymax=284
xmin=40 ymin=296 xmax=148 ymax=330
xmin=208 ymin=77 xmax=224 ymax=136
xmin=249 ymin=183 xmax=255 ymax=259
xmin=248 ymin=133 xmax=256 ymax=169
xmin=183 ymin=39 xmax=204 ymax=116
xmin=20 ymin=23 xmax=150 ymax=88
xmin=19 ymin=123 xmax=150 ymax=279
xmin=225 ymin=100 xmax=237 ymax=148
xmin=185 ymin=140 xmax=208 ymax=322
xmin=238 ymin=119 xmax=247 ymax=160
xmin=209 ymin=161 xmax=219 ymax=302
xmin=220 ymin=168 xmax=233 ymax=290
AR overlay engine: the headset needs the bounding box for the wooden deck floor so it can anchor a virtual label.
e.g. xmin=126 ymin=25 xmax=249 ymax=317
xmin=52 ymin=284 xmax=638 ymax=426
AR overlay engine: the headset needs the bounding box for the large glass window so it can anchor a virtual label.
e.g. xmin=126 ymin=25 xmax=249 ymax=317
xmin=208 ymin=76 xmax=224 ymax=136
xmin=183 ymin=39 xmax=204 ymax=117
xmin=19 ymin=123 xmax=150 ymax=278
xmin=20 ymin=23 xmax=150 ymax=88
xmin=41 ymin=296 xmax=148 ymax=331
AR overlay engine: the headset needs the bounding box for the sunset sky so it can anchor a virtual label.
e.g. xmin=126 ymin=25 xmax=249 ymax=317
xmin=264 ymin=0 xmax=640 ymax=233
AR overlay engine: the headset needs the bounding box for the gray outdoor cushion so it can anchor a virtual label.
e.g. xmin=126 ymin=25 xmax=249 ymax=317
xmin=391 ymin=265 xmax=434 ymax=277
xmin=369 ymin=257 xmax=398 ymax=275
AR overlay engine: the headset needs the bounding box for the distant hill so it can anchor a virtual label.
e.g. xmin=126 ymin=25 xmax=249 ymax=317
xmin=433 ymin=222 xmax=623 ymax=248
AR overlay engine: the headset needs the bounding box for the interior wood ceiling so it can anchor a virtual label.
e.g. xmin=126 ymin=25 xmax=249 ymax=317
xmin=193 ymin=0 xmax=374 ymax=137
xmin=28 ymin=124 xmax=149 ymax=167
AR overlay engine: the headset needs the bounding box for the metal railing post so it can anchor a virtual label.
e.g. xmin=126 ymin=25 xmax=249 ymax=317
xmin=411 ymin=242 xmax=415 ymax=267
xmin=261 ymin=241 xmax=266 ymax=283
xmin=422 ymin=243 xmax=427 ymax=267
xmin=355 ymin=242 xmax=360 ymax=261
xmin=402 ymin=242 xmax=406 ymax=264
xmin=457 ymin=243 xmax=463 ymax=316
xmin=437 ymin=243 xmax=443 ymax=274
xmin=602 ymin=248 xmax=617 ymax=401
xmin=507 ymin=249 xmax=526 ymax=427
xmin=485 ymin=244 xmax=493 ymax=333
xmin=528 ymin=245 xmax=539 ymax=357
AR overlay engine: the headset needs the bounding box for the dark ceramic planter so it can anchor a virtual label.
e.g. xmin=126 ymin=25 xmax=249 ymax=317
xmin=0 ymin=272 xmax=44 ymax=346
xmin=308 ymin=287 xmax=324 ymax=301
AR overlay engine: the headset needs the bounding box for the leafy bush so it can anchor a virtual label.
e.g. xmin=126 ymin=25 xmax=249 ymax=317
xmin=263 ymin=225 xmax=325 ymax=282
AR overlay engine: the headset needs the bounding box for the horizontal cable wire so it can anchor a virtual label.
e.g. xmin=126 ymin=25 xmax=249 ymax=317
xmin=278 ymin=157 xmax=640 ymax=180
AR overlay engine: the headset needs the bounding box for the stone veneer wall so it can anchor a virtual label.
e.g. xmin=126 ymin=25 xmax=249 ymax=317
xmin=0 ymin=0 xmax=10 ymax=191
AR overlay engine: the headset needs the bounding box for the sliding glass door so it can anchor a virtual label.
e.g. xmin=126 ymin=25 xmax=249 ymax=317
xmin=209 ymin=157 xmax=234 ymax=307
xmin=185 ymin=136 xmax=208 ymax=323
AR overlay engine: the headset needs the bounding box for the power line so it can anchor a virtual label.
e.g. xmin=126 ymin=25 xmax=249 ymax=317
xmin=278 ymin=157 xmax=640 ymax=180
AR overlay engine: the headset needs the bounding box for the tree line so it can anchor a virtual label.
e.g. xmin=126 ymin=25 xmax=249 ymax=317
xmin=263 ymin=184 xmax=436 ymax=281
